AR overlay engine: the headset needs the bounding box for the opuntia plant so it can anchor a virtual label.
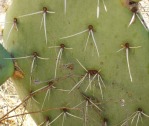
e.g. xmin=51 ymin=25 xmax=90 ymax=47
xmin=0 ymin=0 xmax=149 ymax=125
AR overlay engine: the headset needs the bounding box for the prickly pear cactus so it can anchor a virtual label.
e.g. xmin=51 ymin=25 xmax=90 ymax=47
xmin=0 ymin=44 xmax=14 ymax=85
xmin=1 ymin=0 xmax=149 ymax=125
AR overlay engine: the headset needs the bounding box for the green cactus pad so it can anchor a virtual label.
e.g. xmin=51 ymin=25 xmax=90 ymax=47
xmin=2 ymin=0 xmax=149 ymax=125
xmin=0 ymin=44 xmax=14 ymax=85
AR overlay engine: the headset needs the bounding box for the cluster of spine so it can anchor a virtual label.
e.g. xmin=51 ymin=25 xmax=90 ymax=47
xmin=1 ymin=0 xmax=149 ymax=125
